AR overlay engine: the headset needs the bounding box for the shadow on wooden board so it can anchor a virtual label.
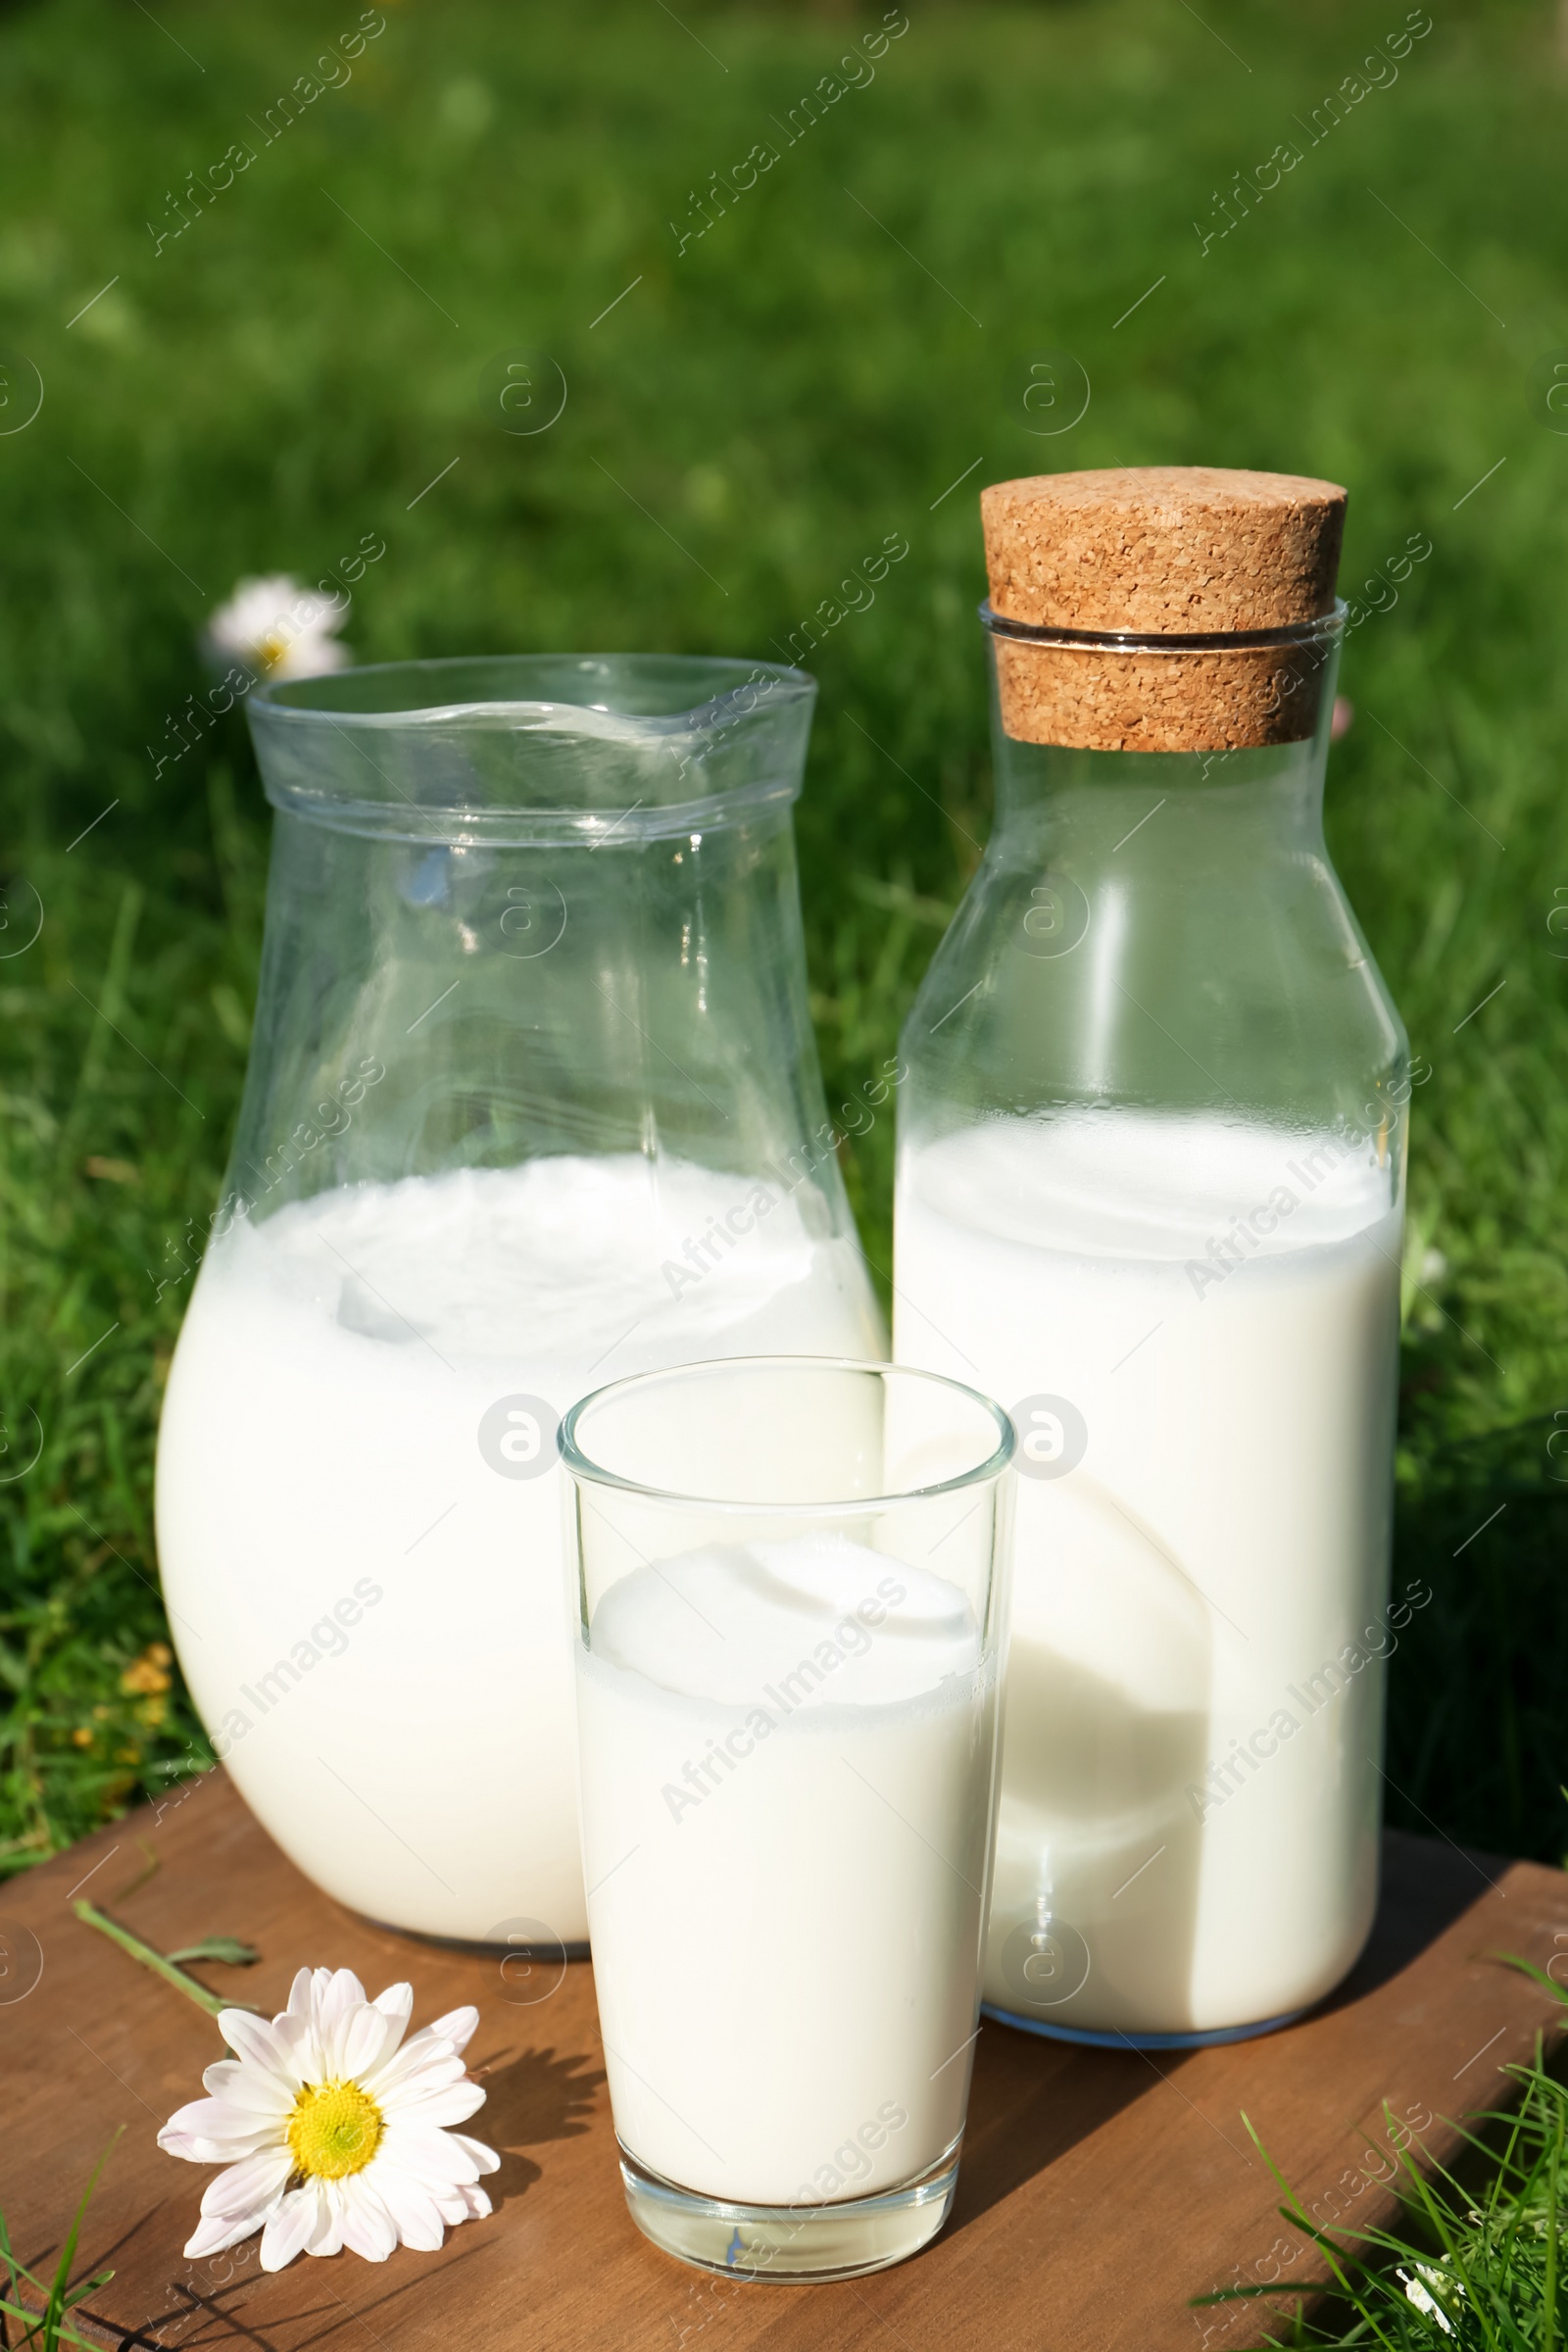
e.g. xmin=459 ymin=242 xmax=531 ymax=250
xmin=950 ymin=1825 xmax=1507 ymax=2245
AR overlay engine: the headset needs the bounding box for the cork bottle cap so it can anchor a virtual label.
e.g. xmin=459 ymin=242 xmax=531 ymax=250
xmin=980 ymin=466 xmax=1348 ymax=754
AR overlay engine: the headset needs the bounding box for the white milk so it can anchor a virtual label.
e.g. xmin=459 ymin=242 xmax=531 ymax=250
xmin=894 ymin=1112 xmax=1401 ymax=2035
xmin=155 ymin=1155 xmax=882 ymax=1943
xmin=576 ymin=1534 xmax=994 ymax=2206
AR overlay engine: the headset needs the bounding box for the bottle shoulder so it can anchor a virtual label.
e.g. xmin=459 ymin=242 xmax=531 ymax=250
xmin=900 ymin=839 xmax=1408 ymax=1125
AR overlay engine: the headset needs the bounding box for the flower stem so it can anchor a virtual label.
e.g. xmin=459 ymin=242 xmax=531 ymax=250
xmin=72 ymin=1900 xmax=259 ymax=2020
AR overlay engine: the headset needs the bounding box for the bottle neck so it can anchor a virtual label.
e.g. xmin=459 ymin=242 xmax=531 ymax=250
xmin=988 ymin=733 xmax=1329 ymax=871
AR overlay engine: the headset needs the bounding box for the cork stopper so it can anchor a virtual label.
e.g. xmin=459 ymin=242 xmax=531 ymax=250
xmin=980 ymin=466 xmax=1347 ymax=753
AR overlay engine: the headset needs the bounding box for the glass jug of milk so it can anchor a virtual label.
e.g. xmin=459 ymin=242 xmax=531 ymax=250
xmin=893 ymin=467 xmax=1408 ymax=2045
xmin=156 ymin=655 xmax=883 ymax=1946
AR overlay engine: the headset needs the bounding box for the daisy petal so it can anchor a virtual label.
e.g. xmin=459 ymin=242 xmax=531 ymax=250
xmin=198 ymin=2145 xmax=293 ymax=2221
xmin=449 ymin=2132 xmax=502 ymax=2177
xmin=423 ymin=2005 xmax=479 ymax=2056
xmin=307 ymin=2180 xmax=348 ymax=2259
xmin=158 ymin=2103 xmax=281 ymax=2166
xmin=371 ymin=2163 xmax=448 ymax=2253
xmin=199 ymin=2059 xmax=295 ymax=2116
xmin=219 ymin=2009 xmax=308 ymax=2090
xmin=365 ymin=2031 xmax=468 ymax=2102
xmin=376 ymin=2052 xmax=466 ymax=2102
xmin=290 ymin=1967 xmax=337 ymax=2076
xmin=373 ymin=1981 xmax=415 ymax=2035
xmin=260 ymin=2186 xmax=319 ymax=2273
xmin=315 ymin=1968 xmax=370 ymax=2075
xmin=377 ymin=2124 xmax=485 ymax=2189
xmin=342 ymin=1986 xmax=409 ymax=2080
xmin=160 ymin=2128 xmax=280 ymax=2165
xmin=383 ymin=2081 xmax=489 ymax=2131
xmin=161 ymin=2093 xmax=282 ymax=2143
xmin=183 ymin=2209 xmax=266 ymax=2260
xmin=340 ymin=2176 xmax=399 ymax=2263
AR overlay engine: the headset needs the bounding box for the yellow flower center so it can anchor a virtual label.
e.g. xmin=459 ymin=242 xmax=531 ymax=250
xmin=257 ymin=630 xmax=289 ymax=671
xmin=286 ymin=2079 xmax=384 ymax=2180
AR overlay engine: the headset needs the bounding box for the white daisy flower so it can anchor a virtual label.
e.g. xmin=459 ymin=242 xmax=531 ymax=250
xmin=158 ymin=1965 xmax=500 ymax=2270
xmin=1397 ymin=2263 xmax=1458 ymax=2335
xmin=204 ymin=573 xmax=352 ymax=681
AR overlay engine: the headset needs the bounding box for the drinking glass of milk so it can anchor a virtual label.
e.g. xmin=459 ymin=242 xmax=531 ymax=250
xmin=562 ymin=1355 xmax=1014 ymax=2280
xmin=156 ymin=657 xmax=883 ymax=1947
xmin=894 ymin=468 xmax=1409 ymax=2046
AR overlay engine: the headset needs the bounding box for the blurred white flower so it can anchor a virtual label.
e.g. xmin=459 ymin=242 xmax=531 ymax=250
xmin=1398 ymin=2263 xmax=1458 ymax=2334
xmin=205 ymin=574 xmax=352 ymax=681
xmin=158 ymin=1965 xmax=499 ymax=2270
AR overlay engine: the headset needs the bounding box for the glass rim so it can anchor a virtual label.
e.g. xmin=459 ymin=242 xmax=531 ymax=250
xmin=251 ymin=651 xmax=814 ymax=725
xmin=978 ymin=596 xmax=1348 ymax=655
xmin=558 ymin=1353 xmax=1017 ymax=1513
xmin=248 ymin=654 xmax=816 ymax=848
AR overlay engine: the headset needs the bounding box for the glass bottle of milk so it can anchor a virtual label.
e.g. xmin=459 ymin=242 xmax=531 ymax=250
xmin=893 ymin=468 xmax=1409 ymax=2045
xmin=156 ymin=656 xmax=883 ymax=1947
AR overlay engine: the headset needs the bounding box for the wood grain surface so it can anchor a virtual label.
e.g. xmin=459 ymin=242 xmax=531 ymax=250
xmin=2 ymin=1771 xmax=1565 ymax=2351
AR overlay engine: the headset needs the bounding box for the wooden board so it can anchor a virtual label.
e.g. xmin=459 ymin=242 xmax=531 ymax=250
xmin=2 ymin=1770 xmax=1566 ymax=2350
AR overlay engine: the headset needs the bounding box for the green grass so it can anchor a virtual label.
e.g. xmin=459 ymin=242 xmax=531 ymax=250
xmin=0 ymin=0 xmax=1564 ymax=1880
xmin=1200 ymin=1972 xmax=1568 ymax=2344
xmin=1 ymin=2128 xmax=121 ymax=2351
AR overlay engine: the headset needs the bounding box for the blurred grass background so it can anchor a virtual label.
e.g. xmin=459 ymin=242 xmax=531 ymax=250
xmin=0 ymin=0 xmax=1564 ymax=1872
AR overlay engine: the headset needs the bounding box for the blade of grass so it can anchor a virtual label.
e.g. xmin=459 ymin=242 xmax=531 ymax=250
xmin=1547 ymin=2092 xmax=1563 ymax=2352
xmin=60 ymin=2270 xmax=115 ymax=2311
xmin=42 ymin=2127 xmax=121 ymax=2347
xmin=0 ymin=2295 xmax=120 ymax=2352
xmin=1192 ymin=2115 xmax=1408 ymax=2347
xmin=0 ymin=2195 xmax=113 ymax=2348
xmin=1498 ymin=1951 xmax=1568 ymax=2006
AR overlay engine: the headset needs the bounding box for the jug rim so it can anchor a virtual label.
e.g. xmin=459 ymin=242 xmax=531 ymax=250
xmin=253 ymin=651 xmax=814 ymax=723
xmin=248 ymin=653 xmax=817 ymax=847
